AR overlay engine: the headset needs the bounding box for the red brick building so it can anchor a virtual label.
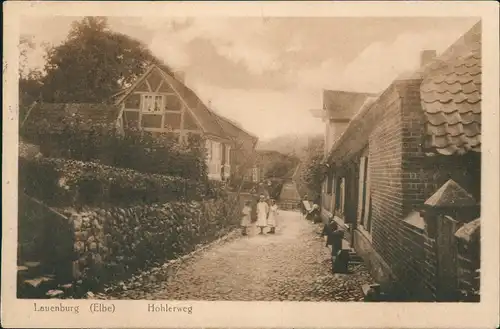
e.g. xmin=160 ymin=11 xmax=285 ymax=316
xmin=318 ymin=22 xmax=481 ymax=300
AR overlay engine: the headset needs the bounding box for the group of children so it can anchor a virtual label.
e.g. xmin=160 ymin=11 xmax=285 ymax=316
xmin=241 ymin=196 xmax=348 ymax=274
xmin=240 ymin=194 xmax=279 ymax=236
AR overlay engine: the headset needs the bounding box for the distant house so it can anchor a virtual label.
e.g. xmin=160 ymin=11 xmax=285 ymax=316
xmin=310 ymin=90 xmax=377 ymax=223
xmin=313 ymin=22 xmax=481 ymax=300
xmin=23 ymin=64 xmax=258 ymax=182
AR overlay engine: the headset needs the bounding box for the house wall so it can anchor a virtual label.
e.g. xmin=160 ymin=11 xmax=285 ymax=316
xmin=324 ymin=120 xmax=349 ymax=156
xmin=321 ymin=120 xmax=349 ymax=220
xmin=352 ymin=82 xmax=436 ymax=299
xmin=366 ymin=85 xmax=405 ymax=280
xmin=353 ymin=79 xmax=479 ymax=300
xmin=121 ymin=67 xmax=202 ymax=140
xmin=204 ymin=138 xmax=232 ymax=181
xmin=206 ymin=139 xmax=222 ymax=181
xmin=120 ymin=67 xmax=239 ymax=181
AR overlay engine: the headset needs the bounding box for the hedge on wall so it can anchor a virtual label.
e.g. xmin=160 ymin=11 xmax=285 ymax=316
xmin=19 ymin=156 xmax=220 ymax=208
xmin=21 ymin=118 xmax=208 ymax=181
xmin=68 ymin=195 xmax=241 ymax=289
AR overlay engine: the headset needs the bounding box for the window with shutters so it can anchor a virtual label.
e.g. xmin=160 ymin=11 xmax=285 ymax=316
xmin=327 ymin=171 xmax=333 ymax=194
xmin=338 ymin=177 xmax=346 ymax=215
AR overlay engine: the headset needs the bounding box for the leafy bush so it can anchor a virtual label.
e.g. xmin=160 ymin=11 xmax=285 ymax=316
xmin=267 ymin=178 xmax=284 ymax=200
xmin=21 ymin=118 xmax=208 ymax=181
xmin=112 ymin=128 xmax=208 ymax=180
xmin=19 ymin=156 xmax=214 ymax=207
xmin=297 ymin=137 xmax=326 ymax=201
xmin=227 ymin=179 xmax=257 ymax=193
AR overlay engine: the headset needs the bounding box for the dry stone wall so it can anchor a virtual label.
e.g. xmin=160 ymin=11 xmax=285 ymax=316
xmin=67 ymin=195 xmax=241 ymax=289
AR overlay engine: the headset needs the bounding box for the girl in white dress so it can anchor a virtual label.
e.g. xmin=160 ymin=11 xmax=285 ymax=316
xmin=267 ymin=199 xmax=279 ymax=234
xmin=256 ymin=195 xmax=269 ymax=235
xmin=241 ymin=201 xmax=252 ymax=236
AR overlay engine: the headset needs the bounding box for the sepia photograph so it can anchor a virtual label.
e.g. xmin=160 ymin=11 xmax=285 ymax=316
xmin=2 ymin=1 xmax=499 ymax=328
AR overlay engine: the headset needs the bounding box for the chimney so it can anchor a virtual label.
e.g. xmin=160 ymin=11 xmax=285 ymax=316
xmin=420 ymin=50 xmax=437 ymax=67
xmin=174 ymin=71 xmax=185 ymax=83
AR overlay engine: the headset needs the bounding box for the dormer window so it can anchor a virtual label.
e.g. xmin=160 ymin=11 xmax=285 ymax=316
xmin=142 ymin=94 xmax=164 ymax=113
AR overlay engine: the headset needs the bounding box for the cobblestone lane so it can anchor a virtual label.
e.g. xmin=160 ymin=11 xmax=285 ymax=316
xmin=104 ymin=211 xmax=375 ymax=301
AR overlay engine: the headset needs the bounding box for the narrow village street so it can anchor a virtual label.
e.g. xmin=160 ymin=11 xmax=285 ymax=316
xmin=103 ymin=210 xmax=375 ymax=301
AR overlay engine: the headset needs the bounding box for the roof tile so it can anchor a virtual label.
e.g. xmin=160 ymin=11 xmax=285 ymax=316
xmin=420 ymin=22 xmax=481 ymax=155
xmin=423 ymin=101 xmax=480 ymax=115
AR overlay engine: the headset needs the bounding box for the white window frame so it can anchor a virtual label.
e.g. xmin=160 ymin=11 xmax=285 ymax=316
xmin=141 ymin=93 xmax=165 ymax=113
xmin=205 ymin=140 xmax=212 ymax=161
xmin=252 ymin=167 xmax=258 ymax=182
xmin=212 ymin=142 xmax=221 ymax=174
xmin=225 ymin=145 xmax=231 ymax=165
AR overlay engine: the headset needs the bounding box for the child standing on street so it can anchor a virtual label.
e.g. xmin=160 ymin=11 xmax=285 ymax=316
xmin=322 ymin=219 xmax=347 ymax=273
xmin=267 ymin=199 xmax=279 ymax=234
xmin=241 ymin=201 xmax=252 ymax=236
xmin=256 ymin=194 xmax=269 ymax=235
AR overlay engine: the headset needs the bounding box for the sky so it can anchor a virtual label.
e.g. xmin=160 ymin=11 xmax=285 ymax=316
xmin=20 ymin=16 xmax=479 ymax=140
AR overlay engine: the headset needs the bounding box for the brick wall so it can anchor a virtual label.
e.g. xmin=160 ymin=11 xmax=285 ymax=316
xmin=368 ymin=85 xmax=405 ymax=278
xmin=353 ymin=78 xmax=479 ymax=301
xmin=398 ymin=80 xmax=481 ymax=210
xmin=393 ymin=221 xmax=436 ymax=300
xmin=398 ymin=80 xmax=430 ymax=214
xmin=423 ymin=236 xmax=438 ymax=298
xmin=366 ymin=80 xmax=439 ymax=300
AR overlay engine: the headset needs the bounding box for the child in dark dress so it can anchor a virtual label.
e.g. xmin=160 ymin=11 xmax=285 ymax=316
xmin=322 ymin=219 xmax=347 ymax=273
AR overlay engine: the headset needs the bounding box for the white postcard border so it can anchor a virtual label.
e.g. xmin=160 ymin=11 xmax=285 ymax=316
xmin=2 ymin=2 xmax=499 ymax=328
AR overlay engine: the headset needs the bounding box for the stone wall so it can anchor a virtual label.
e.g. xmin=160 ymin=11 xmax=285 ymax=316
xmin=19 ymin=192 xmax=241 ymax=290
xmin=68 ymin=194 xmax=241 ymax=289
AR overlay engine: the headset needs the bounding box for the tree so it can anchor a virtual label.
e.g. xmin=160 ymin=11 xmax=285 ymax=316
xmin=39 ymin=16 xmax=171 ymax=103
xmin=19 ymin=35 xmax=43 ymax=110
xmin=297 ymin=136 xmax=325 ymax=202
xmin=264 ymin=156 xmax=298 ymax=179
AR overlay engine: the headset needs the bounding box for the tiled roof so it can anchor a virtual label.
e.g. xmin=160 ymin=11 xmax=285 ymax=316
xmin=22 ymin=103 xmax=120 ymax=134
xmin=420 ymin=22 xmax=481 ymax=155
xmin=118 ymin=64 xmax=256 ymax=144
xmin=211 ymin=112 xmax=259 ymax=151
xmin=158 ymin=66 xmax=258 ymax=145
xmin=323 ymin=90 xmax=375 ymax=120
xmin=325 ymin=94 xmax=380 ymax=163
xmin=424 ymin=179 xmax=477 ymax=207
xmin=165 ymin=76 xmax=227 ymax=138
